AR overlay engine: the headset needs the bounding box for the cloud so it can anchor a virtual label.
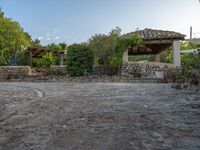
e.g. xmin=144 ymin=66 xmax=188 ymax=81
xmin=37 ymin=28 xmax=72 ymax=44
xmin=55 ymin=36 xmax=59 ymax=40
xmin=38 ymin=36 xmax=44 ymax=40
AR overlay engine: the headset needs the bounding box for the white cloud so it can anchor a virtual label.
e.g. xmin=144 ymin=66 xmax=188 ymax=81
xmin=38 ymin=36 xmax=44 ymax=40
xmin=55 ymin=36 xmax=59 ymax=40
xmin=37 ymin=28 xmax=72 ymax=44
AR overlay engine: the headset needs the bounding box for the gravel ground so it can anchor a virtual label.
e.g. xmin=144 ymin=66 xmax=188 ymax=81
xmin=0 ymin=82 xmax=199 ymax=150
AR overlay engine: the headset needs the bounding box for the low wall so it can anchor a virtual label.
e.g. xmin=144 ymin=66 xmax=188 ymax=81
xmin=121 ymin=62 xmax=180 ymax=79
xmin=0 ymin=66 xmax=31 ymax=79
xmin=51 ymin=65 xmax=66 ymax=70
xmin=6 ymin=75 xmax=165 ymax=83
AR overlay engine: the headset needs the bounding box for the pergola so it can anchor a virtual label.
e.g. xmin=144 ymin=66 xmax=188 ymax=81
xmin=27 ymin=47 xmax=65 ymax=67
xmin=122 ymin=28 xmax=185 ymax=67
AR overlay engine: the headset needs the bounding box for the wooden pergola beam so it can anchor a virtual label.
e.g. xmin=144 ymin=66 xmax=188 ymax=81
xmin=27 ymin=47 xmax=65 ymax=67
xmin=144 ymin=39 xmax=173 ymax=45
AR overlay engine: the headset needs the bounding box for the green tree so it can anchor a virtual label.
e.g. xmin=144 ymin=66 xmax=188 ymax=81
xmin=67 ymin=43 xmax=94 ymax=76
xmin=161 ymin=42 xmax=200 ymax=69
xmin=89 ymin=34 xmax=117 ymax=66
xmin=0 ymin=9 xmax=31 ymax=65
xmin=45 ymin=43 xmax=67 ymax=51
xmin=89 ymin=27 xmax=142 ymax=68
xmin=89 ymin=27 xmax=122 ymax=66
xmin=31 ymin=39 xmax=42 ymax=47
xmin=59 ymin=42 xmax=67 ymax=50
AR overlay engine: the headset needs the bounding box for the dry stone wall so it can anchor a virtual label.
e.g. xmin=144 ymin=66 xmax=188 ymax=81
xmin=121 ymin=62 xmax=180 ymax=79
xmin=0 ymin=66 xmax=31 ymax=79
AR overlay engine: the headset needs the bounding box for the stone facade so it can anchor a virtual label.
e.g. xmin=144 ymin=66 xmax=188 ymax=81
xmin=0 ymin=66 xmax=31 ymax=79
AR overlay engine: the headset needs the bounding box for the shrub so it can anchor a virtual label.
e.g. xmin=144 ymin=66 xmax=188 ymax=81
xmin=67 ymin=43 xmax=94 ymax=77
xmin=32 ymin=58 xmax=43 ymax=68
xmin=41 ymin=53 xmax=56 ymax=75
xmin=16 ymin=50 xmax=29 ymax=65
xmin=41 ymin=53 xmax=56 ymax=68
xmin=89 ymin=28 xmax=142 ymax=76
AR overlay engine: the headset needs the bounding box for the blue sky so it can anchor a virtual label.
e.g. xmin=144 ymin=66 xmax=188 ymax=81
xmin=0 ymin=0 xmax=200 ymax=45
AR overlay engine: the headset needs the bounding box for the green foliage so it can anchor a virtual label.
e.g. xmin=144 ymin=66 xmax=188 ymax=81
xmin=16 ymin=50 xmax=29 ymax=65
xmin=58 ymin=42 xmax=67 ymax=50
xmin=0 ymin=49 xmax=10 ymax=66
xmin=41 ymin=53 xmax=56 ymax=68
xmin=0 ymin=9 xmax=31 ymax=65
xmin=161 ymin=42 xmax=200 ymax=69
xmin=89 ymin=27 xmax=142 ymax=68
xmin=160 ymin=50 xmax=173 ymax=63
xmin=46 ymin=42 xmax=67 ymax=51
xmin=31 ymin=39 xmax=42 ymax=47
xmin=89 ymin=33 xmax=117 ymax=66
xmin=129 ymin=55 xmax=154 ymax=62
xmin=110 ymin=34 xmax=142 ymax=67
xmin=32 ymin=58 xmax=43 ymax=68
xmin=181 ymin=43 xmax=200 ymax=69
xmin=32 ymin=53 xmax=56 ymax=69
xmin=67 ymin=43 xmax=94 ymax=77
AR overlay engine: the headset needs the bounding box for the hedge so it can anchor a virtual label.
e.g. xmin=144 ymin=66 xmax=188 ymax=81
xmin=66 ymin=43 xmax=94 ymax=76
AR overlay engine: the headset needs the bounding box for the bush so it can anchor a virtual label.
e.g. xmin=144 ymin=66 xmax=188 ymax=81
xmin=32 ymin=58 xmax=43 ymax=68
xmin=67 ymin=43 xmax=94 ymax=77
xmin=16 ymin=50 xmax=29 ymax=65
xmin=41 ymin=53 xmax=56 ymax=68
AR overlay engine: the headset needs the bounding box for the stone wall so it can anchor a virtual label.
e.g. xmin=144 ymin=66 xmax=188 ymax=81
xmin=0 ymin=66 xmax=31 ymax=79
xmin=7 ymin=75 xmax=165 ymax=83
xmin=121 ymin=62 xmax=180 ymax=79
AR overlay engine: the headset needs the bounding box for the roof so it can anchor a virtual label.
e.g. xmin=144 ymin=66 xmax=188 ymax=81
xmin=126 ymin=28 xmax=185 ymax=41
xmin=27 ymin=47 xmax=65 ymax=58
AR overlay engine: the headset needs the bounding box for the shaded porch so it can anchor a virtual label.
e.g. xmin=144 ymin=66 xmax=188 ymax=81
xmin=122 ymin=28 xmax=185 ymax=67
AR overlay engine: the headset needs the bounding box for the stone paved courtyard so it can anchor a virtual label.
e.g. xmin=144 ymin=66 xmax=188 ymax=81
xmin=0 ymin=82 xmax=199 ymax=150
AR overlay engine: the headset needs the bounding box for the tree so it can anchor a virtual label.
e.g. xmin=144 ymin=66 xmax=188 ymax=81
xmin=0 ymin=9 xmax=31 ymax=65
xmin=89 ymin=34 xmax=117 ymax=66
xmin=110 ymin=34 xmax=142 ymax=67
xmin=31 ymin=39 xmax=42 ymax=47
xmin=89 ymin=27 xmax=142 ymax=68
xmin=66 ymin=43 xmax=94 ymax=76
xmin=43 ymin=42 xmax=67 ymax=51
xmin=161 ymin=42 xmax=200 ymax=69
xmin=89 ymin=27 xmax=122 ymax=66
xmin=59 ymin=42 xmax=67 ymax=50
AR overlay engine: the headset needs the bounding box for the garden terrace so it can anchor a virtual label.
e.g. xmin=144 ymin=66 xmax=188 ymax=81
xmin=27 ymin=47 xmax=65 ymax=67
xmin=123 ymin=28 xmax=186 ymax=67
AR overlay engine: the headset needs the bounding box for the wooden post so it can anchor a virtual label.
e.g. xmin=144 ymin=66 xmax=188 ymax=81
xmin=60 ymin=55 xmax=64 ymax=65
xmin=29 ymin=51 xmax=33 ymax=67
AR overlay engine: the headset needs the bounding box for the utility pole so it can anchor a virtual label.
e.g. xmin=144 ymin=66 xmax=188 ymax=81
xmin=190 ymin=27 xmax=193 ymax=39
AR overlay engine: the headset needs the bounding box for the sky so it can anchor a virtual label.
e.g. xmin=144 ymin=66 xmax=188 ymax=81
xmin=0 ymin=0 xmax=200 ymax=45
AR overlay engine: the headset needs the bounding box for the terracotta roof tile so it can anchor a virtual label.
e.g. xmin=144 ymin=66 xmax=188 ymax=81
xmin=126 ymin=28 xmax=185 ymax=40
